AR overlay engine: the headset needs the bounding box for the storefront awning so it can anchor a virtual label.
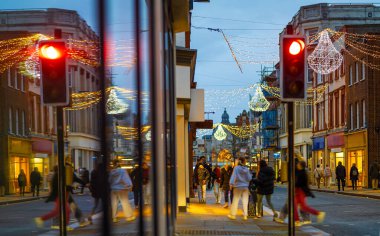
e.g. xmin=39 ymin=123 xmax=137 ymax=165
xmin=32 ymin=138 xmax=53 ymax=155
xmin=312 ymin=136 xmax=325 ymax=151
xmin=327 ymin=133 xmax=344 ymax=148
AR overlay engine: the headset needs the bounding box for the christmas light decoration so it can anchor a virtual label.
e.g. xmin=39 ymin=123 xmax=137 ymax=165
xmin=214 ymin=125 xmax=227 ymax=141
xmin=146 ymin=130 xmax=151 ymax=141
xmin=248 ymin=85 xmax=270 ymax=112
xmin=307 ymin=30 xmax=343 ymax=75
xmin=106 ymin=88 xmax=129 ymax=114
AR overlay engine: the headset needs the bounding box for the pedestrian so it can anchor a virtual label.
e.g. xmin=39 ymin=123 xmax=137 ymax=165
xmin=248 ymin=171 xmax=258 ymax=218
xmin=220 ymin=163 xmax=233 ymax=208
xmin=255 ymin=160 xmax=277 ymax=219
xmin=228 ymin=157 xmax=251 ymax=220
xmin=212 ymin=165 xmax=222 ymax=204
xmin=194 ymin=164 xmax=210 ymax=203
xmin=88 ymin=163 xmax=104 ymax=223
xmin=18 ymin=169 xmax=27 ymax=196
xmin=109 ymin=159 xmax=135 ymax=223
xmin=130 ymin=164 xmax=141 ymax=208
xmin=313 ymin=164 xmax=323 ymax=189
xmin=274 ymin=154 xmax=311 ymax=225
xmin=369 ymin=162 xmax=379 ymax=190
xmin=0 ymin=171 xmax=5 ymax=197
xmin=335 ymin=161 xmax=346 ymax=191
xmin=30 ymin=167 xmax=42 ymax=197
xmin=350 ymin=163 xmax=359 ymax=190
xmin=142 ymin=162 xmax=151 ymax=205
xmin=65 ymin=157 xmax=88 ymax=227
xmin=79 ymin=167 xmax=90 ymax=195
xmin=324 ymin=164 xmax=332 ymax=188
xmin=34 ymin=166 xmax=72 ymax=230
xmin=294 ymin=159 xmax=325 ymax=226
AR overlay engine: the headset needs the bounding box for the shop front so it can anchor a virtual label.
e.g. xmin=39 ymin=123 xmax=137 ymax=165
xmin=31 ymin=138 xmax=53 ymax=191
xmin=312 ymin=136 xmax=325 ymax=171
xmin=327 ymin=133 xmax=345 ymax=183
xmin=346 ymin=130 xmax=367 ymax=187
xmin=8 ymin=137 xmax=32 ymax=194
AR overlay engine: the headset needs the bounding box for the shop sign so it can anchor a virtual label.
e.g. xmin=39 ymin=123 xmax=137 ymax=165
xmin=35 ymin=153 xmax=48 ymax=158
xmin=331 ymin=148 xmax=342 ymax=153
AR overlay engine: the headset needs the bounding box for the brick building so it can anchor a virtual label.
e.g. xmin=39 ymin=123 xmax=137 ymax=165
xmin=343 ymin=24 xmax=380 ymax=188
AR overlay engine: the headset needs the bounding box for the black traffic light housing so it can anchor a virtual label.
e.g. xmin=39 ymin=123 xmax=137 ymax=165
xmin=39 ymin=40 xmax=69 ymax=106
xmin=280 ymin=35 xmax=306 ymax=101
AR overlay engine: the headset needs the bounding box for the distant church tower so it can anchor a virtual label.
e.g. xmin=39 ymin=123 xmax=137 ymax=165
xmin=221 ymin=108 xmax=230 ymax=124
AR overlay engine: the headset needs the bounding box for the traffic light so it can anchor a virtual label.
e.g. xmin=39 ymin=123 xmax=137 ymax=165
xmin=280 ymin=35 xmax=306 ymax=100
xmin=39 ymin=40 xmax=68 ymax=106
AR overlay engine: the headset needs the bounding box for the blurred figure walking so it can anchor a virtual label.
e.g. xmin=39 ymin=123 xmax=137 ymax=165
xmin=130 ymin=164 xmax=141 ymax=209
xmin=109 ymin=160 xmax=135 ymax=223
xmin=295 ymin=160 xmax=325 ymax=226
xmin=18 ymin=169 xmax=26 ymax=196
xmin=30 ymin=167 xmax=42 ymax=197
xmin=335 ymin=162 xmax=346 ymax=191
xmin=142 ymin=162 xmax=151 ymax=205
xmin=194 ymin=164 xmax=210 ymax=203
xmin=88 ymin=163 xmax=104 ymax=223
xmin=350 ymin=163 xmax=359 ymax=190
xmin=212 ymin=165 xmax=222 ymax=204
xmin=34 ymin=166 xmax=71 ymax=230
xmin=228 ymin=157 xmax=251 ymax=220
xmin=221 ymin=163 xmax=233 ymax=208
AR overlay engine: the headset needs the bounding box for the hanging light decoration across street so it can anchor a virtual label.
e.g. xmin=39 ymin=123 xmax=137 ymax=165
xmin=307 ymin=30 xmax=343 ymax=75
xmin=214 ymin=125 xmax=227 ymax=141
xmin=248 ymin=84 xmax=270 ymax=112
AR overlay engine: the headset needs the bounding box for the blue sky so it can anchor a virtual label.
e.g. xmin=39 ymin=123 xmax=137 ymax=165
xmin=0 ymin=0 xmax=374 ymax=122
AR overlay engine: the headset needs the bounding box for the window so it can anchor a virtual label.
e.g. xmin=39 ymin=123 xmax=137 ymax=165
xmin=341 ymin=90 xmax=345 ymax=125
xmin=350 ymin=104 xmax=353 ymax=130
xmin=349 ymin=65 xmax=353 ymax=85
xmin=9 ymin=107 xmax=12 ymax=133
xmin=20 ymin=74 xmax=25 ymax=92
xmin=317 ymin=73 xmax=323 ymax=85
xmin=15 ymin=109 xmax=19 ymax=135
xmin=340 ymin=55 xmax=345 ymax=77
xmin=356 ymin=102 xmax=360 ymax=129
xmin=355 ymin=62 xmax=359 ymax=83
xmin=362 ymin=100 xmax=366 ymax=127
xmin=21 ymin=111 xmax=25 ymax=136
xmin=317 ymin=102 xmax=325 ymax=131
xmin=335 ymin=92 xmax=339 ymax=127
xmin=361 ymin=60 xmax=366 ymax=81
xmin=14 ymin=68 xmax=18 ymax=89
xmin=329 ymin=95 xmax=333 ymax=128
xmin=68 ymin=67 xmax=74 ymax=87
xmin=7 ymin=68 xmax=12 ymax=87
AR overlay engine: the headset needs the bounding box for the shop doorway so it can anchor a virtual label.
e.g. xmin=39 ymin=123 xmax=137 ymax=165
xmin=348 ymin=150 xmax=364 ymax=187
xmin=30 ymin=157 xmax=49 ymax=190
xmin=9 ymin=157 xmax=30 ymax=194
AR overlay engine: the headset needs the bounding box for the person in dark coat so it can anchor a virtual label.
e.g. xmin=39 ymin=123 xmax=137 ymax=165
xmin=130 ymin=165 xmax=141 ymax=208
xmin=294 ymin=160 xmax=325 ymax=226
xmin=349 ymin=163 xmax=359 ymax=190
xmin=30 ymin=167 xmax=42 ymax=197
xmin=220 ymin=163 xmax=233 ymax=208
xmin=369 ymin=162 xmax=379 ymax=190
xmin=335 ymin=162 xmax=346 ymax=191
xmin=34 ymin=166 xmax=71 ymax=229
xmin=88 ymin=163 xmax=104 ymax=222
xmin=255 ymin=160 xmax=277 ymax=218
xmin=18 ymin=169 xmax=27 ymax=196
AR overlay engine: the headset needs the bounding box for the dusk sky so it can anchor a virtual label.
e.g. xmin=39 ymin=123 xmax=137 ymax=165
xmin=0 ymin=0 xmax=374 ymax=122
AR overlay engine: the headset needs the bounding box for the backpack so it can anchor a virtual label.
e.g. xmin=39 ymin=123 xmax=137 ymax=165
xmin=352 ymin=169 xmax=358 ymax=176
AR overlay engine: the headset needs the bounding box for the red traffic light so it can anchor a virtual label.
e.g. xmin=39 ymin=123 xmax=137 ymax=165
xmin=288 ymin=40 xmax=305 ymax=55
xmin=39 ymin=45 xmax=63 ymax=59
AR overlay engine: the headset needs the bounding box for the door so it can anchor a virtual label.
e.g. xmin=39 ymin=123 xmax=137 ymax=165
xmin=9 ymin=156 xmax=30 ymax=194
xmin=348 ymin=150 xmax=363 ymax=187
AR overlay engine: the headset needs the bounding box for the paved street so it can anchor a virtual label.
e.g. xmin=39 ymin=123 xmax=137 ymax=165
xmin=271 ymin=187 xmax=380 ymax=236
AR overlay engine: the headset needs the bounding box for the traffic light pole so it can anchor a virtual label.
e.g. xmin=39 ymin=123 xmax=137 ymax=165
xmin=57 ymin=106 xmax=67 ymax=236
xmin=54 ymin=29 xmax=67 ymax=236
xmin=287 ymin=102 xmax=295 ymax=236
